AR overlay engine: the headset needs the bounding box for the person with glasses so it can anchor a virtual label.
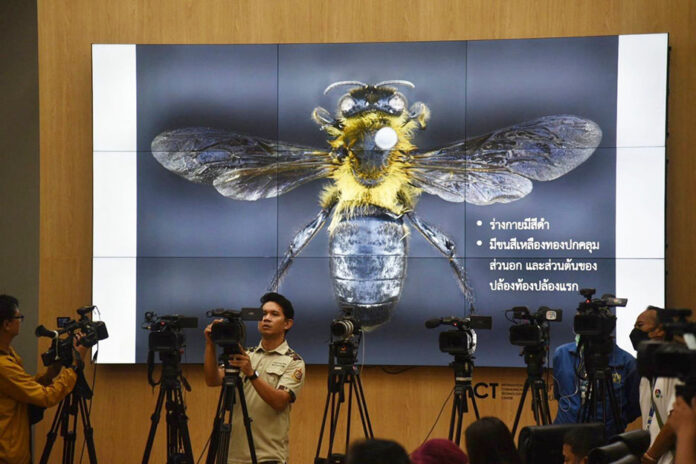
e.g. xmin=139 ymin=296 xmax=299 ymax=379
xmin=0 ymin=294 xmax=87 ymax=464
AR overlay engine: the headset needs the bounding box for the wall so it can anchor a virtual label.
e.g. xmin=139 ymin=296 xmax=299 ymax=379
xmin=1 ymin=0 xmax=39 ymax=373
xmin=36 ymin=0 xmax=696 ymax=462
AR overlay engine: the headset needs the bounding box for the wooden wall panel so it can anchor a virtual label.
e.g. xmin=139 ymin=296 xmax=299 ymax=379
xmin=37 ymin=0 xmax=695 ymax=462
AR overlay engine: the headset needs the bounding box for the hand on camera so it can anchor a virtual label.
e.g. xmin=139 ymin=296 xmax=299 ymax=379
xmin=668 ymin=396 xmax=696 ymax=436
xmin=229 ymin=345 xmax=253 ymax=377
xmin=204 ymin=319 xmax=223 ymax=343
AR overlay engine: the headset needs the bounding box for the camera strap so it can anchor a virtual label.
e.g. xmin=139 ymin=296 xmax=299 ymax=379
xmin=146 ymin=350 xmax=160 ymax=387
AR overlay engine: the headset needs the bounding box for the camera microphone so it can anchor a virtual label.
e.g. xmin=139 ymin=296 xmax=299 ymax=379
xmin=35 ymin=325 xmax=59 ymax=339
xmin=77 ymin=305 xmax=97 ymax=316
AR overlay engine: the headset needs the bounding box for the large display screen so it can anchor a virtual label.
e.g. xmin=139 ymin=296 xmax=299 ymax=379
xmin=92 ymin=34 xmax=667 ymax=365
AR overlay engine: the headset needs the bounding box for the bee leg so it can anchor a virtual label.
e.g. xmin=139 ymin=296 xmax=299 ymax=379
xmin=405 ymin=212 xmax=474 ymax=303
xmin=270 ymin=208 xmax=332 ymax=291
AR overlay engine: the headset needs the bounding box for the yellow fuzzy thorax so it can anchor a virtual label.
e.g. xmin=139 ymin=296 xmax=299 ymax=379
xmin=321 ymin=112 xmax=424 ymax=233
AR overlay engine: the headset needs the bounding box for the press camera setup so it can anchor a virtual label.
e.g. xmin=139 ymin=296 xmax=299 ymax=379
xmin=205 ymin=307 xmax=263 ymax=464
xmin=426 ymin=313 xmax=492 ymax=445
xmin=315 ymin=310 xmax=373 ymax=464
xmin=573 ymin=288 xmax=627 ymax=431
xmin=34 ymin=305 xmax=109 ymax=464
xmin=141 ymin=312 xmax=199 ymax=464
xmin=637 ymin=308 xmax=696 ymax=402
xmin=506 ymin=305 xmax=562 ymax=434
xmin=36 ymin=305 xmax=108 ymax=368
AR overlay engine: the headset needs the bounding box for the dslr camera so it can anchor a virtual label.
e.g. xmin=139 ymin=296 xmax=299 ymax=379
xmin=508 ymin=306 xmax=562 ymax=347
xmin=36 ymin=305 xmax=109 ymax=367
xmin=426 ymin=315 xmax=492 ymax=357
xmin=207 ymin=308 xmax=263 ymax=355
xmin=637 ymin=308 xmax=696 ymax=402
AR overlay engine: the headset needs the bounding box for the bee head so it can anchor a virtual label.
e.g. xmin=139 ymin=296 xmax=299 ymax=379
xmin=324 ymin=80 xmax=413 ymax=119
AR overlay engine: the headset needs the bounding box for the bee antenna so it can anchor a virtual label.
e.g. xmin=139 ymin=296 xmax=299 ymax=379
xmin=323 ymin=81 xmax=368 ymax=95
xmin=374 ymin=80 xmax=415 ymax=89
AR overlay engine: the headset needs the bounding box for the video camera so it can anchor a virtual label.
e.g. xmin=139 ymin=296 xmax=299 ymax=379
xmin=330 ymin=313 xmax=362 ymax=365
xmin=207 ymin=308 xmax=263 ymax=355
xmin=426 ymin=315 xmax=492 ymax=357
xmin=637 ymin=308 xmax=696 ymax=402
xmin=142 ymin=312 xmax=198 ymax=353
xmin=507 ymin=306 xmax=563 ymax=347
xmin=36 ymin=305 xmax=109 ymax=367
xmin=573 ymin=288 xmax=626 ymax=337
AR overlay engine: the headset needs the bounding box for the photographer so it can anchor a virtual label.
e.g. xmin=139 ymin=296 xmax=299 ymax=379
xmin=632 ymin=306 xmax=679 ymax=464
xmin=666 ymin=396 xmax=696 ymax=464
xmin=552 ymin=328 xmax=640 ymax=436
xmin=0 ymin=295 xmax=88 ymax=464
xmin=203 ymin=292 xmax=305 ymax=464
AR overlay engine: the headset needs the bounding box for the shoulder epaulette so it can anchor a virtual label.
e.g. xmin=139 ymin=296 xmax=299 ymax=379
xmin=285 ymin=348 xmax=303 ymax=361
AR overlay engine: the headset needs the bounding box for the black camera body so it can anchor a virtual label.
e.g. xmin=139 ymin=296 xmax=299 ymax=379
xmin=36 ymin=306 xmax=109 ymax=367
xmin=508 ymin=306 xmax=562 ymax=347
xmin=329 ymin=314 xmax=362 ymax=365
xmin=637 ymin=308 xmax=696 ymax=402
xmin=573 ymin=288 xmax=626 ymax=337
xmin=143 ymin=312 xmax=198 ymax=353
xmin=207 ymin=307 xmax=263 ymax=354
xmin=427 ymin=315 xmax=492 ymax=357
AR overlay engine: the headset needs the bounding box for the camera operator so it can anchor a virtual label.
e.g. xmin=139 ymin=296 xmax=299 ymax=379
xmin=552 ymin=322 xmax=640 ymax=436
xmin=632 ymin=306 xmax=679 ymax=464
xmin=203 ymin=292 xmax=305 ymax=464
xmin=666 ymin=396 xmax=696 ymax=464
xmin=0 ymin=294 xmax=88 ymax=464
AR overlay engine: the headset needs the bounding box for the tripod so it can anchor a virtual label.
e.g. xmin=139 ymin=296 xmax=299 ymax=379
xmin=40 ymin=368 xmax=97 ymax=464
xmin=315 ymin=336 xmax=374 ymax=464
xmin=577 ymin=337 xmax=623 ymax=433
xmin=142 ymin=350 xmax=194 ymax=464
xmin=511 ymin=345 xmax=552 ymax=436
xmin=447 ymin=355 xmax=480 ymax=446
xmin=206 ymin=350 xmax=257 ymax=464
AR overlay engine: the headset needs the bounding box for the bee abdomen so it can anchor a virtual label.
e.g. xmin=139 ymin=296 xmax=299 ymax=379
xmin=329 ymin=215 xmax=408 ymax=329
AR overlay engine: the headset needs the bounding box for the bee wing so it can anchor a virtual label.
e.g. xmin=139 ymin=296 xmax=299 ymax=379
xmin=151 ymin=127 xmax=332 ymax=201
xmin=410 ymin=115 xmax=602 ymax=205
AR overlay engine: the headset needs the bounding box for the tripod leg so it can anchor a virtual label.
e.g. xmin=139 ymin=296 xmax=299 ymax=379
xmin=448 ymin=393 xmax=458 ymax=443
xmin=235 ymin=376 xmax=258 ymax=464
xmin=314 ymin=387 xmax=333 ymax=459
xmin=538 ymin=381 xmax=552 ymax=425
xmin=468 ymin=385 xmax=480 ymax=420
xmin=40 ymin=398 xmax=67 ymax=464
xmin=512 ymin=380 xmax=531 ymax=436
xmin=142 ymin=387 xmax=167 ymax=464
xmin=62 ymin=393 xmax=78 ymax=464
xmin=345 ymin=374 xmax=354 ymax=452
xmin=205 ymin=384 xmax=226 ymax=464
xmin=172 ymin=387 xmax=194 ymax=462
xmin=353 ymin=372 xmax=374 ymax=438
xmin=605 ymin=376 xmax=624 ymax=433
xmin=77 ymin=396 xmax=98 ymax=464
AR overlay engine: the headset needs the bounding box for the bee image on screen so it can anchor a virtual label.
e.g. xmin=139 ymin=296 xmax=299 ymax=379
xmin=152 ymin=81 xmax=601 ymax=329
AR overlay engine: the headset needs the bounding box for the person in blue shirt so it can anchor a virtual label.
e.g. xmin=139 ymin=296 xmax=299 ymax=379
xmin=553 ymin=337 xmax=641 ymax=437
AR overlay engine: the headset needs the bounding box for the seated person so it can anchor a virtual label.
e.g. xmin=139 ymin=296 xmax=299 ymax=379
xmin=346 ymin=438 xmax=410 ymax=464
xmin=411 ymin=438 xmax=468 ymax=464
xmin=562 ymin=426 xmax=605 ymax=464
xmin=464 ymin=417 xmax=520 ymax=464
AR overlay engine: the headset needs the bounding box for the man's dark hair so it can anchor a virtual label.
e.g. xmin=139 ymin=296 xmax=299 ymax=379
xmin=260 ymin=292 xmax=294 ymax=320
xmin=0 ymin=295 xmax=19 ymax=324
xmin=346 ymin=438 xmax=411 ymax=464
xmin=464 ymin=417 xmax=521 ymax=464
xmin=563 ymin=427 xmax=604 ymax=459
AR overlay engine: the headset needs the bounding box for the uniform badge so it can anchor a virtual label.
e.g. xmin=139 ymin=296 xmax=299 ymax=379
xmin=612 ymin=372 xmax=622 ymax=384
xmin=654 ymin=388 xmax=662 ymax=398
xmin=294 ymin=368 xmax=303 ymax=381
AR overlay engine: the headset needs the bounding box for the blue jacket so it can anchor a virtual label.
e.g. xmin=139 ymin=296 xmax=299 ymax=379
xmin=552 ymin=341 xmax=641 ymax=437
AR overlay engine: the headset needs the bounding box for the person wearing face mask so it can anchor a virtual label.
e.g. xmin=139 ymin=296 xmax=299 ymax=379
xmin=631 ymin=306 xmax=680 ymax=464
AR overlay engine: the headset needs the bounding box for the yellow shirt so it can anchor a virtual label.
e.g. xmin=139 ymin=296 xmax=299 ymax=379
xmin=227 ymin=340 xmax=305 ymax=464
xmin=0 ymin=347 xmax=77 ymax=464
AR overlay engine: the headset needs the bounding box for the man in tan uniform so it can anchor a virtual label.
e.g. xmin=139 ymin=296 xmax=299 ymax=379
xmin=204 ymin=292 xmax=305 ymax=464
xmin=0 ymin=294 xmax=87 ymax=464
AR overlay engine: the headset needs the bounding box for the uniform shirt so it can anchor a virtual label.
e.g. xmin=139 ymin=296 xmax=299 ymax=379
xmin=639 ymin=377 xmax=680 ymax=464
xmin=552 ymin=341 xmax=641 ymax=437
xmin=227 ymin=340 xmax=305 ymax=464
xmin=0 ymin=347 xmax=77 ymax=464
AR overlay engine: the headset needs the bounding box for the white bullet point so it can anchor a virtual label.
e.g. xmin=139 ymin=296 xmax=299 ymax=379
xmin=476 ymin=220 xmax=482 ymax=226
xmin=476 ymin=240 xmax=482 ymax=246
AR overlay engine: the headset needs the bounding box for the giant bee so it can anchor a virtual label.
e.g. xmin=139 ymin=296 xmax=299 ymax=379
xmin=151 ymin=80 xmax=601 ymax=329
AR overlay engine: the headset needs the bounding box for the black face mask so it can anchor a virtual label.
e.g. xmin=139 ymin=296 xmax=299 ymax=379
xmin=630 ymin=328 xmax=650 ymax=350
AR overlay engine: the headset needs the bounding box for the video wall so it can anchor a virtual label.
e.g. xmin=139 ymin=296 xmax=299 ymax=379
xmin=92 ymin=34 xmax=667 ymax=365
